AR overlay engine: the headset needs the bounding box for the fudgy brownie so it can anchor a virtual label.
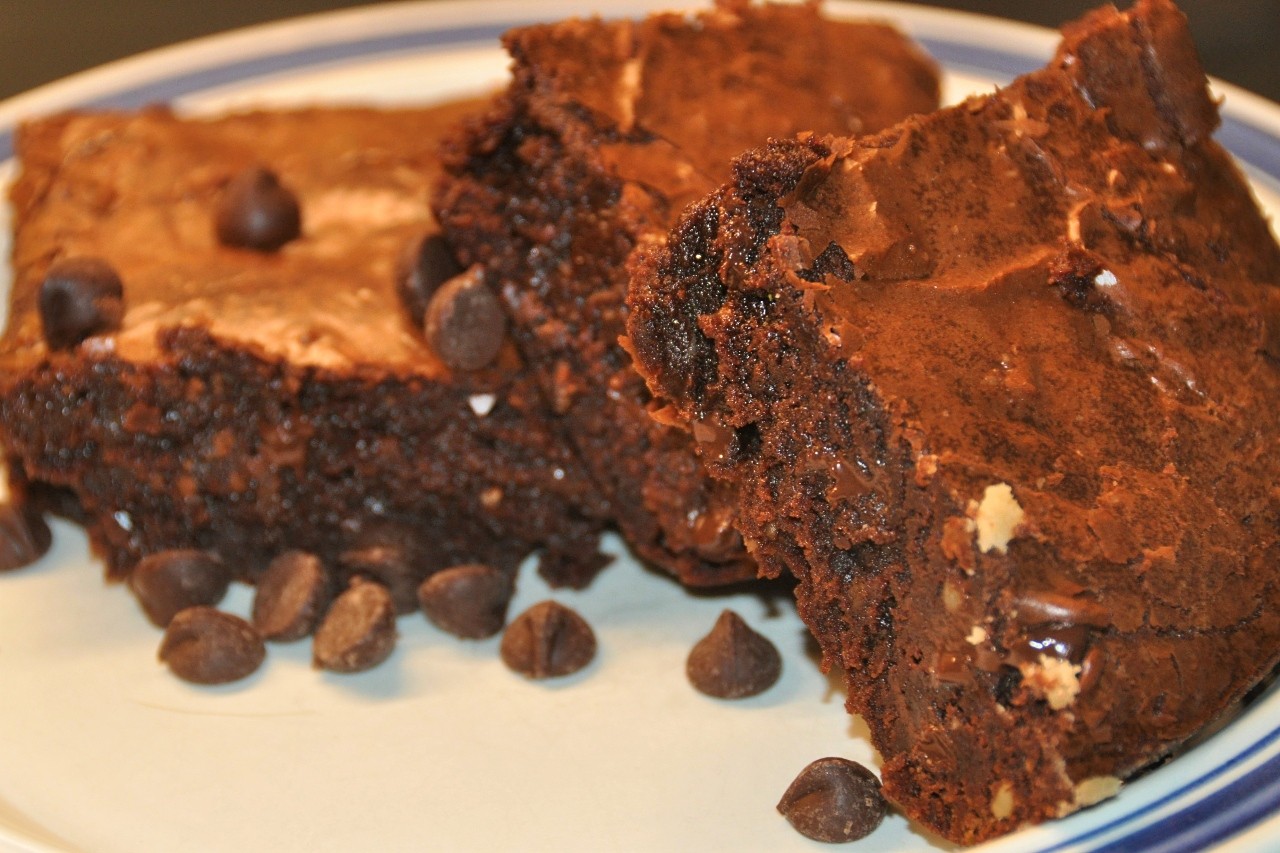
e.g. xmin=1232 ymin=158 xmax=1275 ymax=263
xmin=0 ymin=104 xmax=607 ymax=591
xmin=628 ymin=0 xmax=1280 ymax=843
xmin=435 ymin=0 xmax=939 ymax=586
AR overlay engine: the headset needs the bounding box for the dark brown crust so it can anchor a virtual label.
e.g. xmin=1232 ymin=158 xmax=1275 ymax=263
xmin=627 ymin=0 xmax=1280 ymax=843
xmin=0 ymin=106 xmax=607 ymax=588
xmin=435 ymin=0 xmax=939 ymax=586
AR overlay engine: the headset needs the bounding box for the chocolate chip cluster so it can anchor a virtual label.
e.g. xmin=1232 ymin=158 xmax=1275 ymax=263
xmin=121 ymin=542 xmax=599 ymax=685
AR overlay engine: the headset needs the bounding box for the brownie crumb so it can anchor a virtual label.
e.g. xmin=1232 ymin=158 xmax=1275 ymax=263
xmin=777 ymin=757 xmax=887 ymax=843
xmin=312 ymin=579 xmax=398 ymax=673
xmin=0 ymin=502 xmax=52 ymax=571
xmin=418 ymin=563 xmax=513 ymax=639
xmin=214 ymin=166 xmax=302 ymax=252
xmin=423 ymin=266 xmax=506 ymax=371
xmin=128 ymin=549 xmax=231 ymax=628
xmin=38 ymin=256 xmax=124 ymax=349
xmin=158 ymin=606 xmax=266 ymax=685
xmin=500 ymin=600 xmax=596 ymax=679
xmin=686 ymin=609 xmax=781 ymax=699
xmin=252 ymin=550 xmax=332 ymax=642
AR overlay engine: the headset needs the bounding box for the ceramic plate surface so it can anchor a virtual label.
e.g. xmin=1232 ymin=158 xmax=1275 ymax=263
xmin=1 ymin=2 xmax=1278 ymax=851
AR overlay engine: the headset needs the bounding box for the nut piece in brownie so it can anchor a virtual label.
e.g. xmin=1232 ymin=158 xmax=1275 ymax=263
xmin=435 ymin=0 xmax=939 ymax=586
xmin=0 ymin=104 xmax=607 ymax=594
xmin=627 ymin=0 xmax=1280 ymax=843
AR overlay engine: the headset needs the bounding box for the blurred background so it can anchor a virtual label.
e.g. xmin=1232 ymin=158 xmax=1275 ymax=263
xmin=1 ymin=0 xmax=1278 ymax=103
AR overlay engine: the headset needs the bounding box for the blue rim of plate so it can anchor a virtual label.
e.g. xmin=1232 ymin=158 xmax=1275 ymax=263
xmin=0 ymin=4 xmax=1277 ymax=852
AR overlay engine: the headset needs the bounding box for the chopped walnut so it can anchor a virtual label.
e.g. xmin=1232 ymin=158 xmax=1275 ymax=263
xmin=990 ymin=782 xmax=1015 ymax=820
xmin=1018 ymin=653 xmax=1082 ymax=710
xmin=973 ymin=482 xmax=1025 ymax=553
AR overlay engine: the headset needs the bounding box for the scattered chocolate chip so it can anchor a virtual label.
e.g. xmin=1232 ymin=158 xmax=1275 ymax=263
xmin=158 ymin=607 xmax=266 ymax=685
xmin=214 ymin=166 xmax=302 ymax=252
xmin=38 ymin=256 xmax=124 ymax=349
xmin=686 ymin=609 xmax=782 ymax=699
xmin=128 ymin=549 xmax=231 ymax=628
xmin=418 ymin=564 xmax=513 ymax=639
xmin=424 ymin=265 xmax=506 ymax=371
xmin=398 ymin=232 xmax=462 ymax=325
xmin=338 ymin=535 xmax=424 ymax=616
xmin=500 ymin=600 xmax=596 ymax=679
xmin=777 ymin=757 xmax=887 ymax=844
xmin=0 ymin=502 xmax=52 ymax=572
xmin=251 ymin=550 xmax=331 ymax=642
xmin=312 ymin=579 xmax=397 ymax=673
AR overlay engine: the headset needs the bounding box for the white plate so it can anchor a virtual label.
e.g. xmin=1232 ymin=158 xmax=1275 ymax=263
xmin=2 ymin=3 xmax=1279 ymax=851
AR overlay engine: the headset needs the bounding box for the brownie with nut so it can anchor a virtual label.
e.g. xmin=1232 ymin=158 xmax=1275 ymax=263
xmin=0 ymin=103 xmax=609 ymax=606
xmin=627 ymin=0 xmax=1280 ymax=843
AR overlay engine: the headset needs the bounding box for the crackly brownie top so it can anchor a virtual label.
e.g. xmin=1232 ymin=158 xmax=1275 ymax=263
xmin=764 ymin=0 xmax=1280 ymax=627
xmin=505 ymin=0 xmax=939 ymax=216
xmin=3 ymin=102 xmax=489 ymax=375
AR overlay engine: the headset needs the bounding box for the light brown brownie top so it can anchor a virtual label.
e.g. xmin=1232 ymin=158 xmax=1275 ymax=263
xmin=3 ymin=101 xmax=489 ymax=375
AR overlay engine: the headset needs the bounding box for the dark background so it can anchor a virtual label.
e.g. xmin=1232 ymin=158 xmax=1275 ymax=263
xmin=1 ymin=1 xmax=1278 ymax=103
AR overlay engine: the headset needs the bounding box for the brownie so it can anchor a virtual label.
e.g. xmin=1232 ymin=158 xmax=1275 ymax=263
xmin=627 ymin=0 xmax=1280 ymax=843
xmin=0 ymin=104 xmax=608 ymax=591
xmin=435 ymin=0 xmax=939 ymax=586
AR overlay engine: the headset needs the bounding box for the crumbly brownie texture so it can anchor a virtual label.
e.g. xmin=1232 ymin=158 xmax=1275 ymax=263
xmin=0 ymin=104 xmax=607 ymax=589
xmin=628 ymin=0 xmax=1280 ymax=843
xmin=435 ymin=0 xmax=939 ymax=586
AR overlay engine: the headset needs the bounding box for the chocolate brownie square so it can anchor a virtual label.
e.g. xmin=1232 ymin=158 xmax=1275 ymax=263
xmin=0 ymin=103 xmax=607 ymax=597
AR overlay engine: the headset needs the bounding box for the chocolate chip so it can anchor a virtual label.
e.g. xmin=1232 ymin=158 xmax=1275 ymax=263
xmin=0 ymin=503 xmax=52 ymax=572
xmin=158 ymin=607 xmax=266 ymax=685
xmin=398 ymin=232 xmax=462 ymax=325
xmin=312 ymin=579 xmax=397 ymax=673
xmin=500 ymin=600 xmax=596 ymax=679
xmin=423 ymin=266 xmax=506 ymax=371
xmin=777 ymin=757 xmax=887 ymax=843
xmin=338 ymin=535 xmax=424 ymax=616
xmin=38 ymin=257 xmax=124 ymax=349
xmin=251 ymin=550 xmax=331 ymax=642
xmin=128 ymin=549 xmax=231 ymax=628
xmin=418 ymin=563 xmax=513 ymax=639
xmin=686 ymin=609 xmax=781 ymax=699
xmin=214 ymin=166 xmax=301 ymax=252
